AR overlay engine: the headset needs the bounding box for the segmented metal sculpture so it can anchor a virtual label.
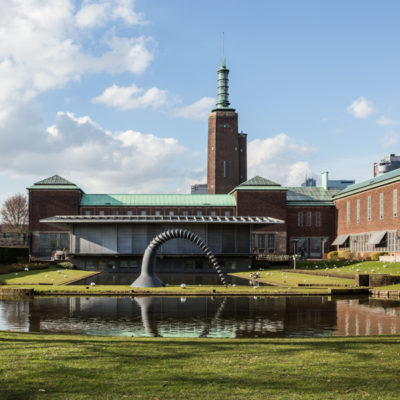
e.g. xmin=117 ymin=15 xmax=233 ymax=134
xmin=131 ymin=229 xmax=228 ymax=288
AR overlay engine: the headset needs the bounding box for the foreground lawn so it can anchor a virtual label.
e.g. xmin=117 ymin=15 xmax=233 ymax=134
xmin=232 ymin=270 xmax=354 ymax=287
xmin=374 ymin=283 xmax=400 ymax=290
xmin=0 ymin=332 xmax=399 ymax=400
xmin=0 ymin=267 xmax=98 ymax=285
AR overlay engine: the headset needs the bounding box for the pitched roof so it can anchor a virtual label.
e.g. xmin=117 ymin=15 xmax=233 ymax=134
xmin=80 ymin=194 xmax=236 ymax=207
xmin=28 ymin=175 xmax=81 ymax=190
xmin=239 ymin=176 xmax=281 ymax=187
xmin=34 ymin=175 xmax=75 ymax=185
xmin=333 ymin=167 xmax=400 ymax=198
xmin=286 ymin=187 xmax=335 ymax=206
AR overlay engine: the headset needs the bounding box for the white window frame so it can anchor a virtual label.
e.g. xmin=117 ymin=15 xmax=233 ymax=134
xmin=380 ymin=193 xmax=384 ymax=220
xmin=315 ymin=211 xmax=321 ymax=227
xmin=367 ymin=196 xmax=371 ymax=221
xmin=394 ymin=189 xmax=398 ymax=217
xmin=356 ymin=199 xmax=360 ymax=224
xmin=346 ymin=201 xmax=350 ymax=224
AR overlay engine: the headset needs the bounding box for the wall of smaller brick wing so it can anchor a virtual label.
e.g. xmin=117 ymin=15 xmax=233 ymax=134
xmin=234 ymin=190 xmax=287 ymax=231
xmin=29 ymin=189 xmax=82 ymax=232
xmin=336 ymin=181 xmax=400 ymax=235
xmin=286 ymin=206 xmax=337 ymax=248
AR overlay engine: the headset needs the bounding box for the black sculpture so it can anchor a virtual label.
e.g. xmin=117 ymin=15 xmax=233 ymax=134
xmin=131 ymin=228 xmax=228 ymax=287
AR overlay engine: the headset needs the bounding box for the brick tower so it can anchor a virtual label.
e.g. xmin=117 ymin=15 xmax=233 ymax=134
xmin=207 ymin=58 xmax=247 ymax=194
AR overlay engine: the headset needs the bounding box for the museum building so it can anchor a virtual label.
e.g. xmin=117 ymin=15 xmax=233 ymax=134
xmin=27 ymin=59 xmax=400 ymax=270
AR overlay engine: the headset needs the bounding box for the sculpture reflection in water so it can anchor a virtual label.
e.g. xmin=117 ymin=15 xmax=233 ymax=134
xmin=134 ymin=296 xmax=227 ymax=338
xmin=131 ymin=229 xmax=228 ymax=288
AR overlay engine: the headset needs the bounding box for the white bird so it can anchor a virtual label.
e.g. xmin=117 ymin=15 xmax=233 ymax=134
xmin=180 ymin=283 xmax=186 ymax=288
xmin=90 ymin=282 xmax=96 ymax=286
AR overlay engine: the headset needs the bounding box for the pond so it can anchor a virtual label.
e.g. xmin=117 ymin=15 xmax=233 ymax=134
xmin=74 ymin=272 xmax=251 ymax=286
xmin=1 ymin=296 xmax=399 ymax=338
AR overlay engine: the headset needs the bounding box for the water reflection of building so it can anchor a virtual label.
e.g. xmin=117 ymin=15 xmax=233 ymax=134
xmin=335 ymin=299 xmax=400 ymax=336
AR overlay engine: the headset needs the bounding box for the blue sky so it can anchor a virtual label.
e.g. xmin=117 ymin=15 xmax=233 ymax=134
xmin=1 ymin=0 xmax=400 ymax=205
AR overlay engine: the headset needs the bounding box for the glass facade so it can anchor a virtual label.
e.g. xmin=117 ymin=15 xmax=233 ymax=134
xmin=339 ymin=230 xmax=396 ymax=253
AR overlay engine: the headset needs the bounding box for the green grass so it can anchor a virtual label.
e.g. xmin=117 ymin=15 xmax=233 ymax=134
xmin=0 ymin=332 xmax=399 ymax=399
xmin=0 ymin=267 xmax=98 ymax=285
xmin=5 ymin=284 xmax=333 ymax=295
xmin=232 ymin=270 xmax=355 ymax=287
xmin=374 ymin=283 xmax=400 ymax=290
xmin=293 ymin=260 xmax=400 ymax=276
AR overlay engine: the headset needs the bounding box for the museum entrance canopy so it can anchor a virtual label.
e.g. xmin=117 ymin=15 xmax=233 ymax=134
xmin=40 ymin=215 xmax=284 ymax=229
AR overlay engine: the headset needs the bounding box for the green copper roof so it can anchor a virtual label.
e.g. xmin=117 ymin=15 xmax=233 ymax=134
xmin=334 ymin=167 xmax=400 ymax=199
xmin=81 ymin=194 xmax=236 ymax=207
xmin=239 ymin=176 xmax=281 ymax=187
xmin=28 ymin=175 xmax=81 ymax=190
xmin=34 ymin=175 xmax=75 ymax=185
xmin=286 ymin=187 xmax=335 ymax=204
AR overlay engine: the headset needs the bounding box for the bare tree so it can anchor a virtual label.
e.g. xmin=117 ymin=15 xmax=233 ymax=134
xmin=0 ymin=194 xmax=28 ymax=232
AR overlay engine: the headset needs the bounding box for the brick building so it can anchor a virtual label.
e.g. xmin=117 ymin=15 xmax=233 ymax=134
xmin=26 ymin=58 xmax=400 ymax=269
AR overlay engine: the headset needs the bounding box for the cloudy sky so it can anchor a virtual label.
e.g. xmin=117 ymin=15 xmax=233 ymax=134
xmin=1 ymin=0 xmax=400 ymax=204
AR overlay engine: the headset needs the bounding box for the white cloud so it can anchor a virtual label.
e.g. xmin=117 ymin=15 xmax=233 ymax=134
xmin=247 ymin=133 xmax=316 ymax=186
xmin=0 ymin=107 xmax=197 ymax=193
xmin=377 ymin=115 xmax=399 ymax=126
xmin=92 ymin=83 xmax=168 ymax=110
xmin=172 ymin=97 xmax=216 ymax=120
xmin=347 ymin=97 xmax=374 ymax=119
xmin=0 ymin=0 xmax=153 ymax=119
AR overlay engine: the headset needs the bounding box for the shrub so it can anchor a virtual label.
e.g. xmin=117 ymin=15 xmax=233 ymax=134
xmin=371 ymin=251 xmax=388 ymax=261
xmin=327 ymin=251 xmax=338 ymax=261
xmin=57 ymin=261 xmax=75 ymax=269
xmin=338 ymin=250 xmax=353 ymax=260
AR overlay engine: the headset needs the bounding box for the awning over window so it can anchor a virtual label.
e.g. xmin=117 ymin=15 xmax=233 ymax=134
xmin=367 ymin=231 xmax=387 ymax=245
xmin=331 ymin=235 xmax=349 ymax=246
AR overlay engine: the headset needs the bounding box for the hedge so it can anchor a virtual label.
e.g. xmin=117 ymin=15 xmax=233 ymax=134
xmin=0 ymin=247 xmax=29 ymax=264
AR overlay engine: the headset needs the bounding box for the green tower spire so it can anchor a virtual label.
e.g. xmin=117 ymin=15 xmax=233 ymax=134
xmin=215 ymin=57 xmax=232 ymax=109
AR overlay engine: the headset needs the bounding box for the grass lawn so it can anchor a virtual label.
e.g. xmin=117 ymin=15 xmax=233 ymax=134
xmin=0 ymin=332 xmax=399 ymax=400
xmin=5 ymin=284 xmax=333 ymax=296
xmin=0 ymin=267 xmax=98 ymax=285
xmin=232 ymin=270 xmax=355 ymax=287
xmin=374 ymin=283 xmax=400 ymax=290
xmin=294 ymin=260 xmax=400 ymax=276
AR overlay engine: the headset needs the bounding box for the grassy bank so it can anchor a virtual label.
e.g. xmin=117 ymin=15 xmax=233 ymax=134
xmin=3 ymin=284 xmax=334 ymax=296
xmin=232 ymin=270 xmax=355 ymax=287
xmin=0 ymin=267 xmax=99 ymax=285
xmin=0 ymin=332 xmax=399 ymax=400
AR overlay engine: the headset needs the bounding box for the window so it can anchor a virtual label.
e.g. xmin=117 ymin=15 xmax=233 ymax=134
xmin=257 ymin=234 xmax=265 ymax=249
xmin=182 ymin=211 xmax=188 ymax=216
xmin=306 ymin=212 xmax=312 ymax=227
xmin=211 ymin=211 xmax=216 ymax=217
xmin=127 ymin=210 xmax=132 ymax=216
xmin=225 ymin=211 xmax=230 ymax=217
xmin=223 ymin=160 xmax=227 ymax=177
xmin=113 ymin=210 xmax=118 ymax=216
xmin=315 ymin=212 xmax=321 ymax=227
xmin=60 ymin=233 xmax=69 ymax=249
xmin=367 ymin=196 xmax=371 ymax=221
xmin=346 ymin=201 xmax=350 ymax=224
xmin=298 ymin=212 xmax=303 ymax=227
xmin=267 ymin=234 xmax=275 ymax=253
xmin=141 ymin=211 xmax=146 ymax=216
xmin=394 ymin=189 xmax=398 ymax=217
xmin=356 ymin=199 xmax=360 ymax=224
xmin=155 ymin=210 xmax=160 ymax=216
xmin=380 ymin=193 xmax=384 ymax=220
xmin=169 ymin=211 xmax=174 ymax=216
xmin=219 ymin=123 xmax=230 ymax=128
xmin=197 ymin=211 xmax=202 ymax=216
xmin=99 ymin=210 xmax=105 ymax=216
xmin=85 ymin=210 xmax=91 ymax=216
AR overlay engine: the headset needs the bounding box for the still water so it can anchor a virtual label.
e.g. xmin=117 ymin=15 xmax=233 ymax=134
xmin=1 ymin=296 xmax=400 ymax=338
xmin=75 ymin=272 xmax=251 ymax=286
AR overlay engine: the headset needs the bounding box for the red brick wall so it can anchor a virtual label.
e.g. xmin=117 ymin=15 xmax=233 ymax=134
xmin=29 ymin=190 xmax=82 ymax=231
xmin=234 ymin=190 xmax=287 ymax=231
xmin=287 ymin=206 xmax=337 ymax=248
xmin=207 ymin=110 xmax=240 ymax=194
xmin=336 ymin=181 xmax=400 ymax=235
